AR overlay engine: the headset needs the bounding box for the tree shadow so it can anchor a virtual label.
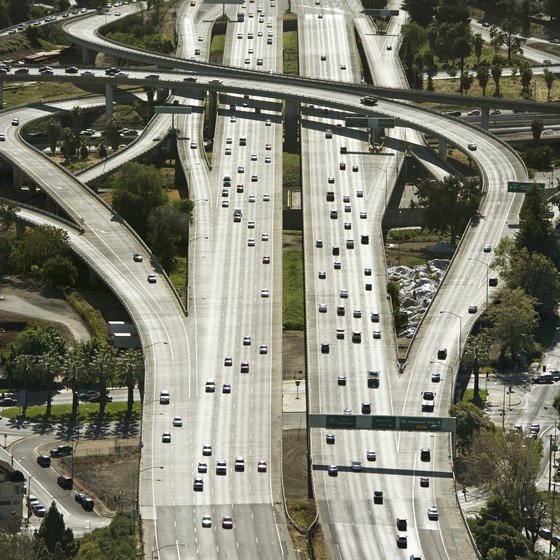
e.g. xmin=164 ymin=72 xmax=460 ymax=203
xmin=111 ymin=410 xmax=140 ymax=438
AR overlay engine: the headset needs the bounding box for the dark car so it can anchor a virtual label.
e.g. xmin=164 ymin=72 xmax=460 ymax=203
xmin=81 ymin=497 xmax=94 ymax=511
xmin=50 ymin=445 xmax=73 ymax=458
xmin=64 ymin=67 xmax=78 ymax=74
xmin=36 ymin=455 xmax=51 ymax=467
xmin=0 ymin=397 xmax=17 ymax=406
xmin=57 ymin=475 xmax=73 ymax=490
xmin=75 ymin=492 xmax=86 ymax=504
xmin=88 ymin=394 xmax=113 ymax=403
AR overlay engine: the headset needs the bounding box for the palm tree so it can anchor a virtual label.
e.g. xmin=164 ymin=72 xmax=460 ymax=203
xmin=544 ymin=68 xmax=555 ymax=101
xmin=47 ymin=118 xmax=61 ymax=155
xmin=106 ymin=118 xmax=121 ymax=151
xmin=71 ymin=105 xmax=84 ymax=138
xmin=61 ymin=345 xmax=89 ymax=417
xmin=116 ymin=349 xmax=143 ymax=414
xmin=461 ymin=332 xmax=492 ymax=406
xmin=491 ymin=60 xmax=503 ymax=97
xmin=90 ymin=346 xmax=117 ymax=417
xmin=477 ymin=63 xmax=490 ymax=96
xmin=11 ymin=354 xmax=37 ymax=416
xmin=36 ymin=351 xmax=63 ymax=417
xmin=520 ymin=63 xmax=533 ymax=95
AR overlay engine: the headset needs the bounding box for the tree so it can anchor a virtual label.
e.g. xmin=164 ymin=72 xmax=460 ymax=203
xmin=516 ymin=184 xmax=560 ymax=265
xmin=60 ymin=127 xmax=77 ymax=158
xmin=80 ymin=142 xmax=89 ymax=160
xmin=400 ymin=0 xmax=438 ymax=27
xmin=477 ymin=62 xmax=490 ymax=96
xmin=500 ymin=2 xmax=526 ymax=61
xmin=10 ymin=354 xmax=36 ymax=415
xmin=89 ymin=345 xmax=117 ymax=417
xmin=0 ymin=532 xmax=39 ymax=559
xmin=35 ymin=350 xmax=64 ymax=417
xmin=491 ymin=60 xmax=503 ymax=97
xmin=461 ymin=331 xmax=492 ymax=405
xmin=401 ymin=22 xmax=427 ymax=73
xmin=531 ymin=118 xmax=544 ymax=144
xmin=61 ymin=344 xmax=90 ymax=417
xmin=544 ymin=68 xmax=555 ymax=101
xmin=8 ymin=0 xmax=30 ymax=24
xmin=47 ymin=118 xmax=61 ymax=155
xmin=37 ymin=502 xmax=75 ymax=556
xmin=486 ymin=549 xmax=507 ymax=560
xmin=9 ymin=225 xmax=70 ymax=275
xmin=461 ymin=71 xmax=473 ymax=95
xmin=454 ymin=31 xmax=472 ymax=95
xmin=148 ymin=205 xmax=189 ymax=271
xmin=487 ymin=287 xmax=538 ymax=364
xmin=25 ymin=25 xmax=43 ymax=46
xmin=111 ymin=162 xmax=167 ymax=239
xmin=10 ymin=322 xmax=66 ymax=358
xmin=473 ymin=33 xmax=483 ymax=63
xmin=449 ymin=401 xmax=494 ymax=453
xmin=106 ymin=118 xmax=121 ymax=151
xmin=98 ymin=143 xmax=107 ymax=159
xmin=42 ymin=255 xmax=78 ymax=289
xmin=115 ymin=349 xmax=143 ymax=414
xmin=71 ymin=106 xmax=84 ymax=138
xmin=519 ymin=63 xmax=533 ymax=95
xmin=494 ymin=241 xmax=560 ymax=318
xmin=412 ymin=176 xmax=482 ymax=244
xmin=545 ymin=0 xmax=560 ymax=20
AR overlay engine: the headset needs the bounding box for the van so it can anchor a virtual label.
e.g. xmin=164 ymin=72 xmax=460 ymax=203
xmin=326 ymin=191 xmax=335 ymax=202
xmin=332 ymin=246 xmax=339 ymax=256
xmin=321 ymin=342 xmax=329 ymax=354
xmin=361 ymin=402 xmax=371 ymax=414
xmin=352 ymin=331 xmax=361 ymax=343
xmin=368 ymin=371 xmax=380 ymax=388
xmin=437 ymin=348 xmax=447 ymax=360
xmin=396 ymin=518 xmax=407 ymax=531
xmin=57 ymin=475 xmax=73 ymax=490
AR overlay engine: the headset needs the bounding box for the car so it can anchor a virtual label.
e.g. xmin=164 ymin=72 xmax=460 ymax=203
xmin=248 ymin=238 xmax=255 ymax=247
xmin=75 ymin=492 xmax=86 ymax=504
xmin=343 ymin=408 xmax=352 ymax=415
xmin=27 ymin=495 xmax=40 ymax=509
xmin=318 ymin=303 xmax=327 ymax=313
xmin=513 ymin=422 xmax=523 ymax=432
xmin=0 ymin=396 xmax=17 ymax=406
xmin=396 ymin=533 xmax=408 ymax=549
xmin=222 ymin=516 xmax=234 ymax=529
xmin=133 ymin=252 xmax=143 ymax=262
xmin=11 ymin=118 xmax=19 ymax=126
xmin=468 ymin=143 xmax=477 ymax=151
xmin=467 ymin=110 xmax=481 ymax=116
xmin=237 ymin=184 xmax=244 ymax=193
xmin=257 ymin=459 xmax=267 ymax=472
xmin=238 ymin=165 xmax=245 ymax=173
xmin=50 ymin=445 xmax=73 ymax=458
xmin=326 ymin=433 xmax=335 ymax=444
xmin=387 ymin=44 xmax=392 ymax=50
xmin=431 ymin=372 xmax=441 ymax=383
xmin=366 ymin=450 xmax=377 ymax=461
xmin=234 ymin=457 xmax=245 ymax=472
xmin=34 ymin=505 xmax=46 ymax=517
xmin=15 ymin=67 xmax=29 ymax=74
xmin=353 ymin=309 xmax=361 ymax=318
xmin=216 ymin=459 xmax=227 ymax=475
xmin=337 ymin=375 xmax=346 ymax=386
xmin=360 ymin=211 xmax=367 ymax=219
xmin=173 ymin=416 xmax=182 ymax=427
xmin=162 ymin=432 xmax=171 ymax=443
xmin=265 ymin=155 xmax=272 ymax=163
xmin=489 ymin=277 xmax=498 ymax=287
xmin=344 ymin=204 xmax=351 ymax=212
xmin=343 ymin=195 xmax=350 ymax=203
xmin=37 ymin=455 xmax=51 ymax=467
xmin=373 ymin=331 xmax=381 ymax=339
xmin=159 ymin=389 xmax=170 ymax=404
xmin=261 ymin=289 xmax=270 ymax=298
xmin=351 ymin=460 xmax=362 ymax=472
xmin=88 ymin=393 xmax=113 ymax=403
xmin=340 ymin=289 xmax=348 ymax=298
xmin=427 ymin=507 xmax=439 ymax=520
xmin=316 ymin=240 xmax=323 ymax=248
xmin=222 ymin=200 xmax=229 ymax=208
xmin=262 ymin=233 xmax=269 ymax=241
xmin=356 ymin=190 xmax=364 ymax=198
xmin=420 ymin=476 xmax=430 ymax=487
xmin=248 ymin=220 xmax=255 ymax=229
xmin=490 ymin=109 xmax=501 ymax=115
xmin=530 ymin=423 xmax=540 ymax=434
xmin=259 ymin=344 xmax=268 ymax=354
xmin=147 ymin=274 xmax=157 ymax=284
xmin=225 ymin=147 xmax=231 ymax=155
xmin=544 ymin=59 xmax=552 ymax=65
xmin=198 ymin=462 xmax=208 ymax=473
xmin=265 ymin=119 xmax=271 ymax=126
xmin=224 ymin=356 xmax=233 ymax=366
xmin=241 ymin=361 xmax=249 ymax=373
xmin=263 ymin=193 xmax=271 ymax=201
xmin=483 ymin=244 xmax=492 ymax=253
xmin=437 ymin=348 xmax=447 ymax=360
xmin=361 ymin=401 xmax=371 ymax=414
xmin=249 ymin=195 xmax=257 ymax=203
xmin=81 ymin=497 xmax=94 ymax=511
xmin=202 ymin=515 xmax=212 ymax=528
xmin=420 ymin=448 xmax=431 ymax=461
xmin=328 ymin=465 xmax=338 ymax=477
xmin=65 ymin=66 xmax=78 ymax=74
xmin=337 ymin=305 xmax=345 ymax=316
xmin=373 ymin=490 xmax=383 ymax=504
xmin=202 ymin=444 xmax=212 ymax=456
xmin=219 ymin=382 xmax=230 ymax=394
xmin=318 ymin=271 xmax=326 ymax=279
xmin=336 ymin=329 xmax=345 ymax=340
xmin=468 ymin=305 xmax=478 ymax=313
xmin=193 ymin=477 xmax=204 ymax=491
xmin=334 ymin=262 xmax=341 ymax=270
xmin=190 ymin=141 xmax=197 ymax=149
xmin=231 ymin=116 xmax=236 ymax=122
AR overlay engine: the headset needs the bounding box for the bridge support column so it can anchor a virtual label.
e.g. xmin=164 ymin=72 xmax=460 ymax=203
xmin=88 ymin=268 xmax=99 ymax=286
xmin=105 ymin=83 xmax=114 ymax=122
xmin=81 ymin=46 xmax=94 ymax=65
xmin=12 ymin=166 xmax=22 ymax=191
xmin=438 ymin=139 xmax=448 ymax=161
xmin=0 ymin=81 xmax=4 ymax=109
xmin=15 ymin=221 xmax=25 ymax=239
xmin=480 ymin=107 xmax=489 ymax=130
xmin=156 ymin=88 xmax=169 ymax=103
xmin=284 ymin=99 xmax=300 ymax=152
xmin=207 ymin=91 xmax=218 ymax=140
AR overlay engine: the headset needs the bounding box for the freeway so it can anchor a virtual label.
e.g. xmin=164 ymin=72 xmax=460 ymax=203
xmin=2 ymin=2 xmax=533 ymax=559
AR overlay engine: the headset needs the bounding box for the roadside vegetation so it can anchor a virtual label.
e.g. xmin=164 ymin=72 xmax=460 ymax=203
xmin=283 ymin=233 xmax=304 ymax=330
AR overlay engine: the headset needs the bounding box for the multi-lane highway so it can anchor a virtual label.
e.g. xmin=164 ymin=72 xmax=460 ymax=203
xmin=0 ymin=2 xmax=537 ymax=559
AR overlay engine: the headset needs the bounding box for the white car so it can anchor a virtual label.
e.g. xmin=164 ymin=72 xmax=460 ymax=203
xmin=262 ymin=233 xmax=269 ymax=241
xmin=263 ymin=193 xmax=270 ymax=201
xmin=248 ymin=238 xmax=255 ymax=247
xmin=202 ymin=445 xmax=212 ymax=456
xmin=243 ymin=336 xmax=252 ymax=345
xmin=257 ymin=460 xmax=267 ymax=472
xmin=261 ymin=289 xmax=270 ymax=298
xmin=427 ymin=507 xmax=439 ymax=520
xmin=202 ymin=515 xmax=212 ymax=527
xmin=319 ymin=303 xmax=327 ymax=313
xmin=162 ymin=432 xmax=171 ymax=443
xmin=259 ymin=344 xmax=268 ymax=354
xmin=251 ymin=153 xmax=257 ymax=161
xmin=172 ymin=416 xmax=182 ymax=427
xmin=265 ymin=156 xmax=272 ymax=163
xmin=340 ymin=289 xmax=348 ymax=298
xmin=265 ymin=119 xmax=271 ymax=126
xmin=198 ymin=462 xmax=208 ymax=473
xmin=249 ymin=195 xmax=256 ymax=203
xmin=366 ymin=450 xmax=377 ymax=461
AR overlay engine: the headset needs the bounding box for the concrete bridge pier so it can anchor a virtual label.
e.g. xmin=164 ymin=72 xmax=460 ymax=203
xmin=284 ymin=99 xmax=300 ymax=152
xmin=0 ymin=81 xmax=4 ymax=109
xmin=480 ymin=107 xmax=489 ymax=130
xmin=105 ymin=83 xmax=114 ymax=122
xmin=207 ymin=91 xmax=217 ymax=140
xmin=438 ymin=139 xmax=448 ymax=161
xmin=12 ymin=166 xmax=22 ymax=191
xmin=81 ymin=46 xmax=95 ymax=65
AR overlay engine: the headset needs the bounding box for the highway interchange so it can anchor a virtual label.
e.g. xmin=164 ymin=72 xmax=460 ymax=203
xmin=0 ymin=0 xmax=553 ymax=558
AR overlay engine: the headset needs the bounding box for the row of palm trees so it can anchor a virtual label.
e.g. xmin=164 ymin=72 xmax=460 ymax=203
xmin=10 ymin=339 xmax=144 ymax=418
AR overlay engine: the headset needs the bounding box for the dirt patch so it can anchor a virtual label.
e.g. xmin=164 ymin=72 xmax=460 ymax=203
xmin=283 ymin=331 xmax=305 ymax=381
xmin=282 ymin=429 xmax=308 ymax=500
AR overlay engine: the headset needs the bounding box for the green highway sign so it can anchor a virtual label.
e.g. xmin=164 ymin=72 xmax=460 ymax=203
xmin=371 ymin=118 xmax=395 ymax=128
xmin=345 ymin=117 xmax=369 ymax=128
xmin=326 ymin=415 xmax=357 ymax=429
xmin=371 ymin=416 xmax=396 ymax=430
xmin=507 ymin=181 xmax=545 ymax=193
xmin=204 ymin=0 xmax=244 ymax=3
xmin=399 ymin=417 xmax=442 ymax=431
xmin=155 ymin=106 xmax=193 ymax=115
xmin=363 ymin=9 xmax=399 ymax=16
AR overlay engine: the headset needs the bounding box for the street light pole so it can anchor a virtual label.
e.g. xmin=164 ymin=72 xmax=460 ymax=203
xmin=440 ymin=310 xmax=462 ymax=356
xmin=372 ymin=166 xmax=388 ymax=206
xmin=151 ymin=543 xmax=185 ymax=560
